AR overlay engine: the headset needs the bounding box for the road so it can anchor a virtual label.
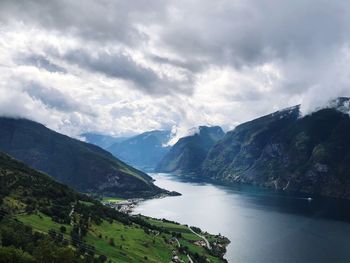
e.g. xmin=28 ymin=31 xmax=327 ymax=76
xmin=188 ymin=226 xmax=211 ymax=249
xmin=69 ymin=205 xmax=75 ymax=225
xmin=174 ymin=237 xmax=181 ymax=248
xmin=175 ymin=237 xmax=193 ymax=263
xmin=187 ymin=254 xmax=194 ymax=263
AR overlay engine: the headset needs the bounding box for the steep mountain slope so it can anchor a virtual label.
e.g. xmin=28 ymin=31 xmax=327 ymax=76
xmin=107 ymin=130 xmax=171 ymax=171
xmin=0 ymin=117 xmax=163 ymax=198
xmin=156 ymin=126 xmax=225 ymax=174
xmin=202 ymin=98 xmax=350 ymax=199
xmin=0 ymin=152 xmax=229 ymax=262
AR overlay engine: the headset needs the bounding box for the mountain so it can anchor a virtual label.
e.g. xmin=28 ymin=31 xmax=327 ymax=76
xmin=0 ymin=117 xmax=164 ymax=198
xmin=202 ymin=97 xmax=350 ymax=199
xmin=81 ymin=132 xmax=128 ymax=149
xmin=0 ymin=152 xmax=229 ymax=262
xmin=156 ymin=126 xmax=225 ymax=174
xmin=107 ymin=130 xmax=171 ymax=171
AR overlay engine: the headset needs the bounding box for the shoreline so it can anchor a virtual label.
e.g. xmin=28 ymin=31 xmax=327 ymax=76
xmin=102 ymin=191 xmax=230 ymax=262
xmin=101 ymin=189 xmax=182 ymax=213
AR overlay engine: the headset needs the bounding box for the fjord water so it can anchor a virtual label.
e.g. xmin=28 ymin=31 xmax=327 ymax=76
xmin=133 ymin=173 xmax=350 ymax=263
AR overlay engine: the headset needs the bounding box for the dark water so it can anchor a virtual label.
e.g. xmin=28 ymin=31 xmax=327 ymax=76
xmin=133 ymin=173 xmax=350 ymax=263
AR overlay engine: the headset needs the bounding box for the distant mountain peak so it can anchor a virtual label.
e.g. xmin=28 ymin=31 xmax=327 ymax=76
xmin=106 ymin=130 xmax=171 ymax=171
xmin=166 ymin=125 xmax=224 ymax=147
xmin=155 ymin=125 xmax=225 ymax=174
xmin=327 ymin=97 xmax=350 ymax=114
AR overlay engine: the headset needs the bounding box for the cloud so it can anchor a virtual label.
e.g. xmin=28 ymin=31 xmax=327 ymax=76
xmin=0 ymin=0 xmax=349 ymax=138
xmin=156 ymin=1 xmax=349 ymax=67
xmin=18 ymin=55 xmax=67 ymax=73
xmin=0 ymin=0 xmax=166 ymax=45
xmin=60 ymin=48 xmax=193 ymax=95
xmin=23 ymin=82 xmax=95 ymax=115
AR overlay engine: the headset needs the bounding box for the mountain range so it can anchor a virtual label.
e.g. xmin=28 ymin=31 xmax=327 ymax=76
xmin=0 ymin=118 xmax=165 ymax=198
xmin=203 ymin=98 xmax=350 ymax=198
xmin=159 ymin=98 xmax=350 ymax=199
xmin=107 ymin=130 xmax=171 ymax=171
xmin=81 ymin=132 xmax=128 ymax=149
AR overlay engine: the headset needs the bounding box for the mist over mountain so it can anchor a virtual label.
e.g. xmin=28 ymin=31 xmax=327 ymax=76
xmin=156 ymin=126 xmax=225 ymax=174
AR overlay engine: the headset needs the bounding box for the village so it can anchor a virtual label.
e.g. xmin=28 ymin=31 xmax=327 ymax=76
xmin=101 ymin=198 xmax=143 ymax=213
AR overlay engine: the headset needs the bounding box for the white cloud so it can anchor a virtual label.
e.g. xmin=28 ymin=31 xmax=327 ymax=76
xmin=0 ymin=0 xmax=349 ymax=138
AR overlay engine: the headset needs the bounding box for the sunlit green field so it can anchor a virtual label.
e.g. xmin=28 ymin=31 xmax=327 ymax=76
xmin=18 ymin=213 xmax=72 ymax=237
xmin=101 ymin=197 xmax=125 ymax=203
xmin=17 ymin=213 xmax=225 ymax=263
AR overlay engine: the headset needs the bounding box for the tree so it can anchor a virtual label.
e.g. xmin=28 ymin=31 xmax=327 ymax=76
xmin=0 ymin=246 xmax=35 ymax=263
xmin=60 ymin=226 xmax=67 ymax=233
xmin=33 ymin=239 xmax=80 ymax=263
xmin=98 ymin=254 xmax=107 ymax=262
xmin=48 ymin=229 xmax=57 ymax=239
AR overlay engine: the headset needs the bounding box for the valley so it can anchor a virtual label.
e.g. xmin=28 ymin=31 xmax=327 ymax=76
xmin=2 ymin=1 xmax=350 ymax=262
xmin=1 ymin=98 xmax=350 ymax=262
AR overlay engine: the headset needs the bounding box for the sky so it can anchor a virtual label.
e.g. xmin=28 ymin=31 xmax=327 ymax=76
xmin=1 ymin=0 xmax=350 ymax=139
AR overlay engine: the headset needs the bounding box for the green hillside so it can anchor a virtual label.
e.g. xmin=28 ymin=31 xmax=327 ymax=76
xmin=0 ymin=118 xmax=164 ymax=198
xmin=0 ymin=152 xmax=229 ymax=262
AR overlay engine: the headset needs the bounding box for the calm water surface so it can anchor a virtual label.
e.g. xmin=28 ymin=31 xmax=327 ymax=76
xmin=133 ymin=173 xmax=350 ymax=263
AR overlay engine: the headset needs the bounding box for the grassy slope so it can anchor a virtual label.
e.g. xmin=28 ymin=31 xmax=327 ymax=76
xmin=16 ymin=213 xmax=227 ymax=263
xmin=101 ymin=197 xmax=125 ymax=203
xmin=0 ymin=152 xmax=228 ymax=262
xmin=18 ymin=213 xmax=72 ymax=237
